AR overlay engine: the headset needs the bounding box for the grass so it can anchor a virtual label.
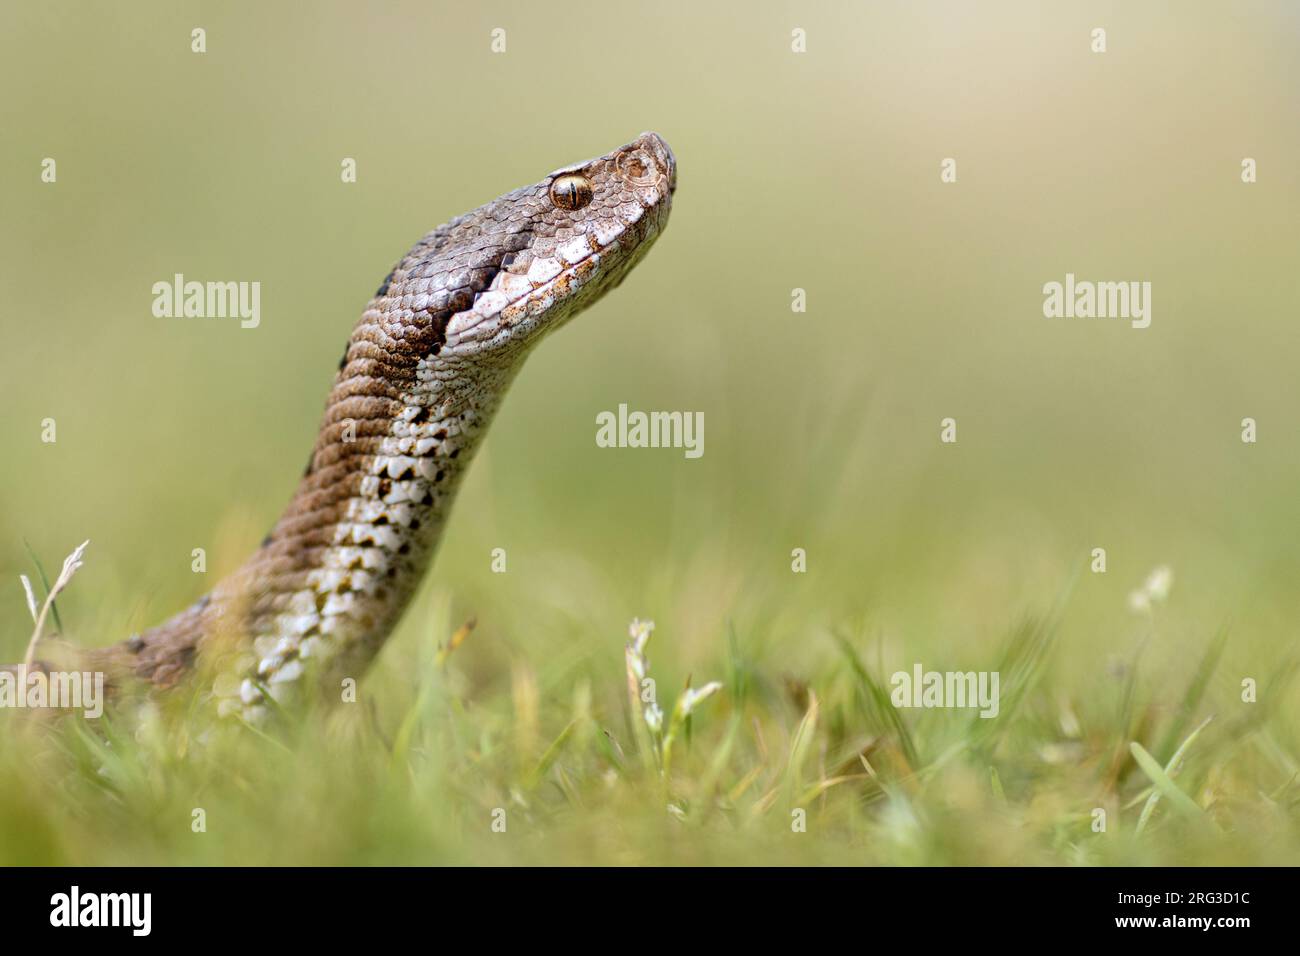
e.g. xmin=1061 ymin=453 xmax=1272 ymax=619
xmin=1 ymin=543 xmax=1297 ymax=867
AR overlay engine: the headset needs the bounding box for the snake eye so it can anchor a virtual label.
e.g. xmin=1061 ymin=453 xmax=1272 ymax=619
xmin=549 ymin=173 xmax=593 ymax=211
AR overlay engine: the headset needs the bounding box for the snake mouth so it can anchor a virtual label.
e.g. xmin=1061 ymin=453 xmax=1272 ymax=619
xmin=444 ymin=232 xmax=616 ymax=347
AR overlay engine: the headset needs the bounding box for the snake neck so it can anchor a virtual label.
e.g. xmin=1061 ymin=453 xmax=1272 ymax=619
xmin=123 ymin=320 xmax=517 ymax=718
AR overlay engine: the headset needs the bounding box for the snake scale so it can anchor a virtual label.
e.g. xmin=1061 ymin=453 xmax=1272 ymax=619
xmin=27 ymin=132 xmax=676 ymax=721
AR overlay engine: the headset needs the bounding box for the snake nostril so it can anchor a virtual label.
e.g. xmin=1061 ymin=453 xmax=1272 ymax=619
xmin=617 ymin=148 xmax=662 ymax=188
xmin=633 ymin=132 xmax=675 ymax=194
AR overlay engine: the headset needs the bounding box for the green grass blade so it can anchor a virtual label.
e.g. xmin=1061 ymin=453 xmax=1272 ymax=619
xmin=1155 ymin=628 xmax=1226 ymax=762
xmin=989 ymin=765 xmax=1007 ymax=806
xmin=1135 ymin=715 xmax=1214 ymax=834
xmin=1130 ymin=740 xmax=1204 ymax=823
xmin=969 ymin=615 xmax=1059 ymax=752
xmin=784 ymin=692 xmax=819 ymax=803
xmin=21 ymin=538 xmax=62 ymax=635
xmin=525 ymin=718 xmax=578 ymax=788
xmin=834 ymin=634 xmax=919 ymax=768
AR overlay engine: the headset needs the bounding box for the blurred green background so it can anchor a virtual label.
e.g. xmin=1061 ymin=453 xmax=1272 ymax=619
xmin=1 ymin=1 xmax=1297 ymax=864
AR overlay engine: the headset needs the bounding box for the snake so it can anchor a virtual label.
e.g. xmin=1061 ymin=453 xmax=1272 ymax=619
xmin=16 ymin=132 xmax=675 ymax=721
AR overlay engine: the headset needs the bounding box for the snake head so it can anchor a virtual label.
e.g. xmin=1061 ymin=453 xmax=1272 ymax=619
xmin=391 ymin=131 xmax=677 ymax=360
